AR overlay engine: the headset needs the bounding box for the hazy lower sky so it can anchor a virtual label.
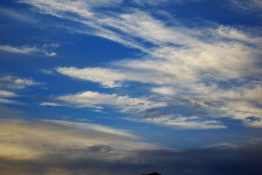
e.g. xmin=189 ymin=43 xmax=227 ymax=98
xmin=0 ymin=0 xmax=262 ymax=174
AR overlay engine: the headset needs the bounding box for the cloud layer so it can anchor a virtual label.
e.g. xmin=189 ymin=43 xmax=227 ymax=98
xmin=0 ymin=120 xmax=154 ymax=161
xmin=0 ymin=120 xmax=262 ymax=175
xmin=19 ymin=0 xmax=262 ymax=129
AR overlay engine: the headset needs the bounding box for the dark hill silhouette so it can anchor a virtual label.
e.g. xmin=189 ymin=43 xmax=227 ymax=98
xmin=141 ymin=172 xmax=161 ymax=175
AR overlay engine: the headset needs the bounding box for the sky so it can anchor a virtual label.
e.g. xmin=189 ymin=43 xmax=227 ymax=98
xmin=0 ymin=0 xmax=262 ymax=174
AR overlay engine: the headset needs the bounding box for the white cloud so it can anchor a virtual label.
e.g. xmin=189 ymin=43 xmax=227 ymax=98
xmin=215 ymin=25 xmax=262 ymax=45
xmin=20 ymin=0 xmax=200 ymax=50
xmin=0 ymin=90 xmax=17 ymax=104
xmin=44 ymin=119 xmax=137 ymax=139
xmin=56 ymin=64 xmax=180 ymax=87
xmin=40 ymin=102 xmax=63 ymax=107
xmin=43 ymin=51 xmax=56 ymax=57
xmin=0 ymin=7 xmax=37 ymax=23
xmin=0 ymin=44 xmax=58 ymax=57
xmin=151 ymin=87 xmax=176 ymax=96
xmin=0 ymin=45 xmax=39 ymax=54
xmin=213 ymin=85 xmax=262 ymax=106
xmin=56 ymin=67 xmax=125 ymax=88
xmin=82 ymin=0 xmax=123 ymax=6
xmin=54 ymin=91 xmax=166 ymax=114
xmin=41 ymin=69 xmax=54 ymax=75
xmin=0 ymin=98 xmax=17 ymax=104
xmin=222 ymin=101 xmax=262 ymax=121
xmin=132 ymin=0 xmax=199 ymax=6
xmin=0 ymin=76 xmax=40 ymax=105
xmin=20 ymin=0 xmax=122 ymax=18
xmin=20 ymin=0 xmax=93 ymax=18
xmin=99 ymin=11 xmax=202 ymax=48
xmin=139 ymin=116 xmax=226 ymax=129
xmin=230 ymin=0 xmax=262 ymax=11
xmin=0 ymin=75 xmax=41 ymax=89
xmin=0 ymin=90 xmax=16 ymax=97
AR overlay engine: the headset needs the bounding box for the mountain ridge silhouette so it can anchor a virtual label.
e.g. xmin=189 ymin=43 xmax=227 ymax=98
xmin=141 ymin=172 xmax=161 ymax=175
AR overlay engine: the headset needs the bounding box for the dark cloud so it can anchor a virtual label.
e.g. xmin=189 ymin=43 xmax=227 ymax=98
xmin=0 ymin=142 xmax=262 ymax=175
xmin=88 ymin=144 xmax=113 ymax=153
xmin=0 ymin=106 xmax=25 ymax=118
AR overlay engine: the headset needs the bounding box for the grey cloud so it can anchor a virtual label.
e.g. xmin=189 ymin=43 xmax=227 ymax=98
xmin=0 ymin=75 xmax=41 ymax=90
xmin=88 ymin=144 xmax=113 ymax=153
xmin=0 ymin=106 xmax=24 ymax=119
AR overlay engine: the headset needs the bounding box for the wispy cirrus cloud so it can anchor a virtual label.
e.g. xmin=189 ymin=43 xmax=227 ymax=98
xmin=138 ymin=116 xmax=226 ymax=129
xmin=0 ymin=43 xmax=58 ymax=57
xmin=22 ymin=0 xmax=262 ymax=129
xmin=132 ymin=0 xmax=201 ymax=6
xmin=151 ymin=87 xmax=176 ymax=96
xmin=230 ymin=0 xmax=262 ymax=11
xmin=40 ymin=102 xmax=63 ymax=107
xmin=56 ymin=67 xmax=125 ymax=88
xmin=0 ymin=90 xmax=16 ymax=98
xmin=0 ymin=45 xmax=39 ymax=55
xmin=0 ymin=75 xmax=41 ymax=89
xmin=0 ymin=90 xmax=17 ymax=104
xmin=0 ymin=7 xmax=38 ymax=24
xmin=44 ymin=91 xmax=166 ymax=114
xmin=215 ymin=25 xmax=262 ymax=45
xmin=40 ymin=69 xmax=54 ymax=75
xmin=0 ymin=75 xmax=41 ymax=105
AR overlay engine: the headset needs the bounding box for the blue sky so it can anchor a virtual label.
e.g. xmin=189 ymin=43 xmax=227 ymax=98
xmin=0 ymin=0 xmax=262 ymax=151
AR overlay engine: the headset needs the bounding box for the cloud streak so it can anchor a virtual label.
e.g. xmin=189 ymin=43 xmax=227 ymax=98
xmin=0 ymin=45 xmax=39 ymax=55
xmin=0 ymin=44 xmax=58 ymax=57
xmin=230 ymin=0 xmax=262 ymax=11
xmin=46 ymin=91 xmax=166 ymax=114
xmin=138 ymin=116 xmax=226 ymax=129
